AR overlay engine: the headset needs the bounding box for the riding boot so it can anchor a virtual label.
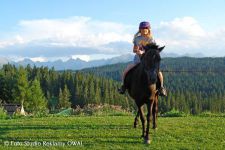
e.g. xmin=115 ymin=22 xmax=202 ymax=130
xmin=158 ymin=78 xmax=167 ymax=97
xmin=118 ymin=84 xmax=126 ymax=94
xmin=159 ymin=86 xmax=167 ymax=97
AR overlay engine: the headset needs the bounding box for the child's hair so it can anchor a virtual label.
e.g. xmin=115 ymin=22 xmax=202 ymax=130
xmin=133 ymin=29 xmax=153 ymax=43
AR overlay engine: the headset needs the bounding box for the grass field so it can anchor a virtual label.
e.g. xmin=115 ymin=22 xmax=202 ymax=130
xmin=0 ymin=116 xmax=225 ymax=150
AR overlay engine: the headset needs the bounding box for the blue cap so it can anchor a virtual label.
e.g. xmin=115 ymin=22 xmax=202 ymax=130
xmin=139 ymin=21 xmax=151 ymax=29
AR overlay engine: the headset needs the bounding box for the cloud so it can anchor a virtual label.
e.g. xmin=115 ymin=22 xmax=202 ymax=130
xmin=0 ymin=35 xmax=25 ymax=48
xmin=0 ymin=16 xmax=225 ymax=60
xmin=0 ymin=16 xmax=134 ymax=55
xmin=154 ymin=17 xmax=225 ymax=56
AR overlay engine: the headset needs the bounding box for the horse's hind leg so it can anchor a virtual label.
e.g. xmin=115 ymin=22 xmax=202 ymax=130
xmin=138 ymin=105 xmax=146 ymax=138
xmin=152 ymin=99 xmax=158 ymax=129
xmin=134 ymin=110 xmax=139 ymax=128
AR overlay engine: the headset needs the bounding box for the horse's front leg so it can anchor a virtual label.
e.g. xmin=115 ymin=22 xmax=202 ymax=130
xmin=138 ymin=105 xmax=146 ymax=138
xmin=144 ymin=84 xmax=156 ymax=144
xmin=145 ymin=99 xmax=154 ymax=144
xmin=134 ymin=110 xmax=139 ymax=128
xmin=152 ymin=95 xmax=158 ymax=129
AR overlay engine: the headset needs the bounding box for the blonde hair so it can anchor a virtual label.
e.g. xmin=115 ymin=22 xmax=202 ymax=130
xmin=133 ymin=29 xmax=153 ymax=43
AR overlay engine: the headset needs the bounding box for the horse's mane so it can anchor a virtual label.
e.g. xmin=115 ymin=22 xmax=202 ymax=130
xmin=143 ymin=42 xmax=160 ymax=51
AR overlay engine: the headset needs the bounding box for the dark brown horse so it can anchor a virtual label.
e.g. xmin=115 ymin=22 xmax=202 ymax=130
xmin=123 ymin=43 xmax=164 ymax=144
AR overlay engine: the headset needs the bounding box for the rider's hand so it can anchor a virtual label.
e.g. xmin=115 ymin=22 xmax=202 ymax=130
xmin=136 ymin=48 xmax=145 ymax=56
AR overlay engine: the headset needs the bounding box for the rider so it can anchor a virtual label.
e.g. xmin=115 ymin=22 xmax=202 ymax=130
xmin=118 ymin=21 xmax=167 ymax=96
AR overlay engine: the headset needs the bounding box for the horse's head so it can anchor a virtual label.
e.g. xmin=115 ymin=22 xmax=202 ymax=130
xmin=141 ymin=43 xmax=165 ymax=84
xmin=142 ymin=43 xmax=164 ymax=70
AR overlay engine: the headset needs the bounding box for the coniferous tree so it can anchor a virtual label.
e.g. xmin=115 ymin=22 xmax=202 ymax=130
xmin=58 ymin=85 xmax=71 ymax=109
xmin=1 ymin=64 xmax=17 ymax=103
xmin=0 ymin=57 xmax=224 ymax=114
xmin=94 ymin=80 xmax=101 ymax=104
xmin=26 ymin=79 xmax=47 ymax=113
xmin=88 ymin=79 xmax=95 ymax=104
xmin=13 ymin=66 xmax=29 ymax=109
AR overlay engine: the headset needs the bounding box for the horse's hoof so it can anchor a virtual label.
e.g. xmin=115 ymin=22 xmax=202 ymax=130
xmin=134 ymin=124 xmax=137 ymax=128
xmin=144 ymin=139 xmax=151 ymax=144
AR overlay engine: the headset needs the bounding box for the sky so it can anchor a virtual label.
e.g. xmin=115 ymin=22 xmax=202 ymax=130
xmin=0 ymin=0 xmax=225 ymax=62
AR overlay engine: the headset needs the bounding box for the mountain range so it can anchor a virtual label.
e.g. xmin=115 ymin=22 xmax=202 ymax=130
xmin=0 ymin=52 xmax=205 ymax=70
xmin=10 ymin=54 xmax=134 ymax=70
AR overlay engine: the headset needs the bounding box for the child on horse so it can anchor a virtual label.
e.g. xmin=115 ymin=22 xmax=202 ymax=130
xmin=118 ymin=21 xmax=167 ymax=96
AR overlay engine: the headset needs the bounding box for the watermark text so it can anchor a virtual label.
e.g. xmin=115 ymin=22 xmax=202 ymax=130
xmin=3 ymin=140 xmax=83 ymax=147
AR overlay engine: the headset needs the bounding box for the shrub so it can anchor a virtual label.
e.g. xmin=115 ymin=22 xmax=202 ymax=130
xmin=199 ymin=111 xmax=225 ymax=117
xmin=161 ymin=109 xmax=188 ymax=117
xmin=73 ymin=105 xmax=84 ymax=116
xmin=72 ymin=104 xmax=131 ymax=116
xmin=32 ymin=109 xmax=49 ymax=118
xmin=0 ymin=106 xmax=7 ymax=119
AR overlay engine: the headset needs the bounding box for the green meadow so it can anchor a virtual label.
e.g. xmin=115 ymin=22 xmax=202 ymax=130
xmin=0 ymin=116 xmax=225 ymax=150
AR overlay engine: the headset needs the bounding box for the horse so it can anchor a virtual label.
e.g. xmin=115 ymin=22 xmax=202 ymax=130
xmin=123 ymin=43 xmax=164 ymax=144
